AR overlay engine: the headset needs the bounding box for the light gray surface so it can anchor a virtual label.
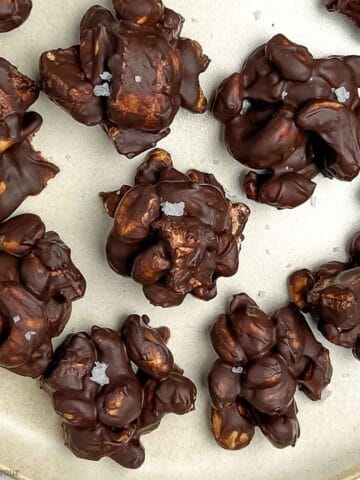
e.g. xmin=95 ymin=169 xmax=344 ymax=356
xmin=1 ymin=1 xmax=360 ymax=479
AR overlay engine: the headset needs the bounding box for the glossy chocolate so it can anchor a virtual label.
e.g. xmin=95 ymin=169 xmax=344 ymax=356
xmin=208 ymin=293 xmax=332 ymax=450
xmin=0 ymin=0 xmax=32 ymax=32
xmin=101 ymin=148 xmax=250 ymax=307
xmin=40 ymin=0 xmax=210 ymax=158
xmin=41 ymin=315 xmax=196 ymax=469
xmin=0 ymin=214 xmax=86 ymax=377
xmin=326 ymin=0 xmax=360 ymax=26
xmin=0 ymin=57 xmax=58 ymax=221
xmin=213 ymin=34 xmax=360 ymax=209
xmin=289 ymin=231 xmax=360 ymax=358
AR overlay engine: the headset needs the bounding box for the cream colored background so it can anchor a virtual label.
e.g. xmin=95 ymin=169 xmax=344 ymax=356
xmin=0 ymin=1 xmax=360 ymax=479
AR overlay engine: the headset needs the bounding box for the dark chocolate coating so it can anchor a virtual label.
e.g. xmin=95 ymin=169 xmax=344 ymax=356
xmin=210 ymin=401 xmax=255 ymax=450
xmin=101 ymin=148 xmax=250 ymax=307
xmin=39 ymin=0 xmax=210 ymax=158
xmin=255 ymin=402 xmax=300 ymax=449
xmin=41 ymin=316 xmax=196 ymax=469
xmin=213 ymin=34 xmax=360 ymax=209
xmin=289 ymin=230 xmax=360 ymax=359
xmin=0 ymin=57 xmax=58 ymax=221
xmin=208 ymin=293 xmax=332 ymax=450
xmin=326 ymin=0 xmax=360 ymax=27
xmin=0 ymin=214 xmax=86 ymax=377
xmin=0 ymin=0 xmax=32 ymax=32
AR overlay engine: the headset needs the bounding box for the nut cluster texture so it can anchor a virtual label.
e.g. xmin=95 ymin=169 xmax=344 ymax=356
xmin=41 ymin=314 xmax=196 ymax=469
xmin=102 ymin=148 xmax=250 ymax=307
xmin=289 ymin=231 xmax=360 ymax=359
xmin=40 ymin=0 xmax=210 ymax=158
xmin=0 ymin=214 xmax=86 ymax=377
xmin=208 ymin=293 xmax=332 ymax=450
xmin=0 ymin=0 xmax=32 ymax=32
xmin=0 ymin=57 xmax=58 ymax=222
xmin=213 ymin=34 xmax=360 ymax=209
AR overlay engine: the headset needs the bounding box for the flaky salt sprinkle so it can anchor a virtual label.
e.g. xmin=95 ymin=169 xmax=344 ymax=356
xmin=25 ymin=331 xmax=37 ymax=341
xmin=161 ymin=201 xmax=185 ymax=217
xmin=319 ymin=389 xmax=332 ymax=402
xmin=90 ymin=362 xmax=110 ymax=386
xmin=332 ymin=86 xmax=350 ymax=103
xmin=240 ymin=99 xmax=251 ymax=115
xmin=282 ymin=90 xmax=288 ymax=100
xmin=232 ymin=366 xmax=244 ymax=374
xmin=253 ymin=10 xmax=261 ymax=20
xmin=13 ymin=315 xmax=21 ymax=323
xmin=100 ymin=71 xmax=112 ymax=82
xmin=134 ymin=75 xmax=143 ymax=83
xmin=93 ymin=83 xmax=111 ymax=97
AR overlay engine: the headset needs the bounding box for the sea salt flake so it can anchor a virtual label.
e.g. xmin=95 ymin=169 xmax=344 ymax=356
xmin=332 ymin=86 xmax=350 ymax=103
xmin=253 ymin=10 xmax=261 ymax=20
xmin=93 ymin=83 xmax=110 ymax=97
xmin=25 ymin=331 xmax=37 ymax=341
xmin=282 ymin=90 xmax=288 ymax=100
xmin=320 ymin=389 xmax=332 ymax=402
xmin=225 ymin=189 xmax=242 ymax=202
xmin=100 ymin=71 xmax=112 ymax=81
xmin=13 ymin=315 xmax=21 ymax=323
xmin=240 ymin=99 xmax=251 ymax=115
xmin=161 ymin=201 xmax=185 ymax=217
xmin=134 ymin=75 xmax=142 ymax=83
xmin=232 ymin=366 xmax=244 ymax=374
xmin=90 ymin=362 xmax=110 ymax=386
xmin=130 ymin=361 xmax=139 ymax=374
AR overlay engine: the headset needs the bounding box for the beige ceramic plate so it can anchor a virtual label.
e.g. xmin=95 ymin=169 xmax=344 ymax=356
xmin=1 ymin=0 xmax=360 ymax=479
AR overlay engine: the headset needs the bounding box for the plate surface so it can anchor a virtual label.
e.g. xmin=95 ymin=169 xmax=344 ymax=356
xmin=1 ymin=1 xmax=360 ymax=479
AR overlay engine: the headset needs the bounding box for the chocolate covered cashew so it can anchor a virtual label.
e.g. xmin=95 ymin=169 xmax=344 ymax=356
xmin=208 ymin=293 xmax=332 ymax=450
xmin=0 ymin=0 xmax=32 ymax=32
xmin=101 ymin=148 xmax=250 ymax=307
xmin=326 ymin=0 xmax=360 ymax=27
xmin=0 ymin=58 xmax=58 ymax=221
xmin=214 ymin=34 xmax=360 ymax=209
xmin=0 ymin=214 xmax=86 ymax=377
xmin=41 ymin=315 xmax=196 ymax=469
xmin=40 ymin=0 xmax=210 ymax=158
xmin=289 ymin=231 xmax=360 ymax=359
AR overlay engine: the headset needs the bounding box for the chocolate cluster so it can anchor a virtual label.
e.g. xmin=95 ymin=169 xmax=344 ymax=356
xmin=326 ymin=0 xmax=360 ymax=27
xmin=289 ymin=231 xmax=360 ymax=358
xmin=208 ymin=293 xmax=332 ymax=450
xmin=101 ymin=148 xmax=250 ymax=307
xmin=0 ymin=57 xmax=59 ymax=222
xmin=41 ymin=314 xmax=196 ymax=469
xmin=213 ymin=34 xmax=360 ymax=209
xmin=40 ymin=0 xmax=210 ymax=159
xmin=0 ymin=0 xmax=32 ymax=32
xmin=0 ymin=214 xmax=86 ymax=377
